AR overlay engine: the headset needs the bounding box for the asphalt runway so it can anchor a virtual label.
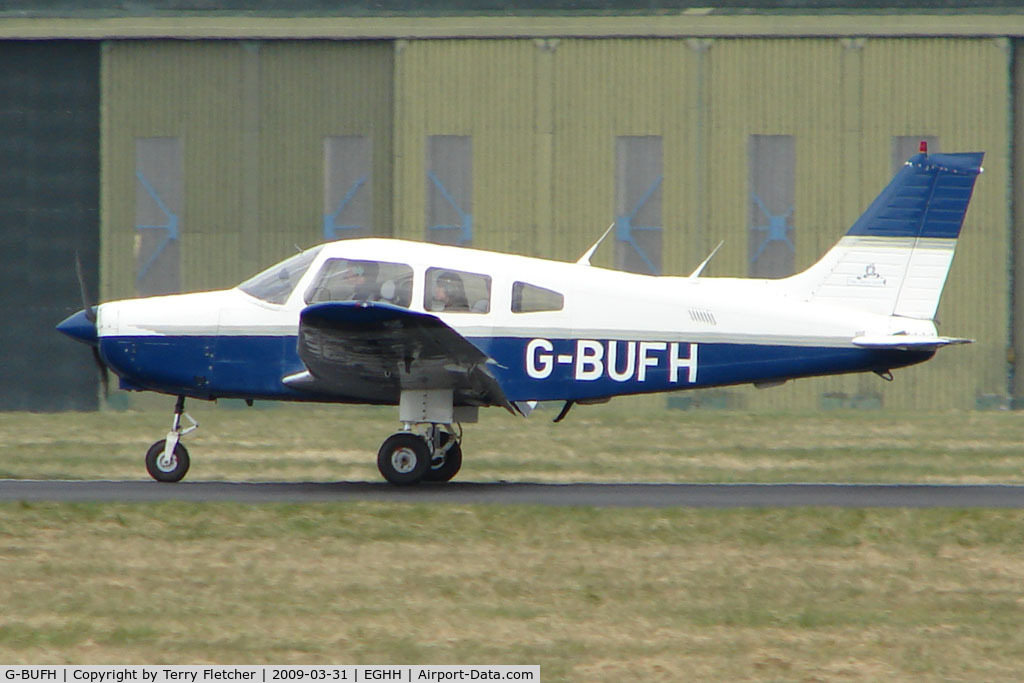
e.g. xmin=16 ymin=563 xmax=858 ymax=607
xmin=3 ymin=479 xmax=1024 ymax=507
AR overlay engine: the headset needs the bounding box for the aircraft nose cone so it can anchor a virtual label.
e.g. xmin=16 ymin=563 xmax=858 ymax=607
xmin=57 ymin=309 xmax=98 ymax=346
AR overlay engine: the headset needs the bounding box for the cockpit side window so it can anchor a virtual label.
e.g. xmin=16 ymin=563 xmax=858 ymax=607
xmin=425 ymin=267 xmax=491 ymax=313
xmin=512 ymin=281 xmax=564 ymax=313
xmin=237 ymin=246 xmax=323 ymax=305
xmin=305 ymin=258 xmax=414 ymax=308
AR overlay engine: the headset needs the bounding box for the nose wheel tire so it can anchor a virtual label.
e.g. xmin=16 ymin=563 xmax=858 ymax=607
xmin=377 ymin=433 xmax=432 ymax=485
xmin=145 ymin=439 xmax=191 ymax=483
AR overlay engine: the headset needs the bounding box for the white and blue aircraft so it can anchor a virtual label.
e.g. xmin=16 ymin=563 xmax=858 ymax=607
xmin=58 ymin=146 xmax=983 ymax=485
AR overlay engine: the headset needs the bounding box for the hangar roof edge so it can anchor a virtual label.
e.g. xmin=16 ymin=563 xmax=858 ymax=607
xmin=2 ymin=14 xmax=1024 ymax=40
xmin=3 ymin=0 xmax=1024 ymax=15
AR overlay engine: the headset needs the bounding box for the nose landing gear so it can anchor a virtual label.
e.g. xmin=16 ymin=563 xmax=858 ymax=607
xmin=145 ymin=396 xmax=198 ymax=483
xmin=139 ymin=390 xmax=469 ymax=486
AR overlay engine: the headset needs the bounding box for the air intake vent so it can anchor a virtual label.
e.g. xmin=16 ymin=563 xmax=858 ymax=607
xmin=689 ymin=309 xmax=717 ymax=325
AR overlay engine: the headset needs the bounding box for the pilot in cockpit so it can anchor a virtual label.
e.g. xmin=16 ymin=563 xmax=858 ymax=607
xmin=344 ymin=262 xmax=379 ymax=301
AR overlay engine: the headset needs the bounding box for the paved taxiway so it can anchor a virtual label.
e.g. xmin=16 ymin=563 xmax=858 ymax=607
xmin=3 ymin=480 xmax=1024 ymax=507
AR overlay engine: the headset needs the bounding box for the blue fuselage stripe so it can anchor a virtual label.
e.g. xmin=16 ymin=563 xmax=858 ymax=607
xmin=476 ymin=336 xmax=931 ymax=401
xmin=101 ymin=335 xmax=307 ymax=400
xmin=99 ymin=334 xmax=933 ymax=404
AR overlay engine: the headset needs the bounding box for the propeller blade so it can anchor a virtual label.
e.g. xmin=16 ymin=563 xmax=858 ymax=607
xmin=74 ymin=252 xmax=108 ymax=398
xmin=92 ymin=347 xmax=110 ymax=399
xmin=75 ymin=252 xmax=96 ymax=323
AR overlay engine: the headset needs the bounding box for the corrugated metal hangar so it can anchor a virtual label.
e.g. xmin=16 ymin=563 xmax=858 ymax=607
xmin=7 ymin=1 xmax=1024 ymax=411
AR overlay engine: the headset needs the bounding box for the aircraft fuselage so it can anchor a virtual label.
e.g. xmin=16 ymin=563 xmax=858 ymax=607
xmin=87 ymin=238 xmax=934 ymax=405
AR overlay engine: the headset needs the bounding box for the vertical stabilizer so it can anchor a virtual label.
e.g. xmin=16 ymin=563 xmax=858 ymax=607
xmin=786 ymin=150 xmax=984 ymax=319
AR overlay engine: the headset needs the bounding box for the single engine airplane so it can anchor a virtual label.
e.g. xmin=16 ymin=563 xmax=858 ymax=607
xmin=58 ymin=145 xmax=983 ymax=484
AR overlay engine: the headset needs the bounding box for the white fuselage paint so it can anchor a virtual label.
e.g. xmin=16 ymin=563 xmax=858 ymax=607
xmin=95 ymin=237 xmax=940 ymax=353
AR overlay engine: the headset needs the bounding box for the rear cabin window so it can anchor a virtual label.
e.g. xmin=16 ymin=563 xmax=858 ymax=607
xmin=425 ymin=267 xmax=491 ymax=313
xmin=512 ymin=282 xmax=564 ymax=313
xmin=305 ymin=258 xmax=414 ymax=308
xmin=238 ymin=246 xmax=323 ymax=305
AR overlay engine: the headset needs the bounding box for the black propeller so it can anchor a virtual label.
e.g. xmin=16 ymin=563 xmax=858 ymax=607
xmin=74 ymin=252 xmax=110 ymax=398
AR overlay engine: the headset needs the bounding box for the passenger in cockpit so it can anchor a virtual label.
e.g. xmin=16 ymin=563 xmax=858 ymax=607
xmin=430 ymin=271 xmax=469 ymax=312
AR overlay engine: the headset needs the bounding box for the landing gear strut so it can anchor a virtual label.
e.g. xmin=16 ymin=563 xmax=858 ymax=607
xmin=425 ymin=427 xmax=462 ymax=483
xmin=377 ymin=389 xmax=469 ymax=485
xmin=145 ymin=396 xmax=198 ymax=483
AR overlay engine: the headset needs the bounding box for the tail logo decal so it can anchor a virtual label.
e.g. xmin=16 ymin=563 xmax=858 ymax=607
xmin=849 ymin=263 xmax=888 ymax=287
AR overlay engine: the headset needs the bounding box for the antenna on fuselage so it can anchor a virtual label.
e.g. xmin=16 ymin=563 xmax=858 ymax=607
xmin=688 ymin=240 xmax=724 ymax=279
xmin=575 ymin=222 xmax=615 ymax=266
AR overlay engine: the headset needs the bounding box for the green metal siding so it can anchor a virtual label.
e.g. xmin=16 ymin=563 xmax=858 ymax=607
xmin=392 ymin=38 xmax=703 ymax=264
xmin=391 ymin=36 xmax=1009 ymax=409
xmin=700 ymin=38 xmax=1010 ymax=410
xmin=257 ymin=41 xmax=393 ymax=268
xmin=102 ymin=40 xmax=392 ymax=299
xmin=103 ymin=41 xmax=248 ymax=299
xmin=858 ymin=38 xmax=1010 ymax=411
xmin=392 ymin=39 xmax=540 ymax=255
xmin=549 ymin=39 xmax=700 ymax=269
xmin=101 ymin=36 xmax=1010 ymax=410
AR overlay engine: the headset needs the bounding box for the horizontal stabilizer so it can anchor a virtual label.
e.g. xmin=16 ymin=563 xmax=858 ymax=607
xmin=851 ymin=334 xmax=973 ymax=350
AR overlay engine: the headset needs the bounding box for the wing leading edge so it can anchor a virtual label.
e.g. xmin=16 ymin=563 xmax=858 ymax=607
xmin=284 ymin=301 xmax=512 ymax=410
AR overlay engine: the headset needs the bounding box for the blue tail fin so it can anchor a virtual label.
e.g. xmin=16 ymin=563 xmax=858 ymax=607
xmin=847 ymin=151 xmax=984 ymax=240
xmin=787 ymin=150 xmax=984 ymax=319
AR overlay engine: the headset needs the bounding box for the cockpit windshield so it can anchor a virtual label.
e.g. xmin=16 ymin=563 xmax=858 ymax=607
xmin=237 ymin=246 xmax=323 ymax=305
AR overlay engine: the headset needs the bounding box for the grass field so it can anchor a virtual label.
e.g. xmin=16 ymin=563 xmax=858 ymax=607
xmin=2 ymin=404 xmax=1024 ymax=679
xmin=3 ymin=402 xmax=1024 ymax=483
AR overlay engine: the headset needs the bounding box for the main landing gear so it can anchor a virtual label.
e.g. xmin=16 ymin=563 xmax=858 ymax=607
xmin=145 ymin=396 xmax=198 ymax=483
xmin=142 ymin=389 xmax=471 ymax=485
xmin=377 ymin=424 xmax=463 ymax=486
xmin=375 ymin=388 xmax=471 ymax=486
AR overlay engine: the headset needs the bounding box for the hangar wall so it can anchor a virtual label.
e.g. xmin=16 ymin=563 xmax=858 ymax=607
xmin=702 ymin=37 xmax=1011 ymax=410
xmin=1 ymin=40 xmax=100 ymax=411
xmin=101 ymin=36 xmax=1010 ymax=410
xmin=102 ymin=40 xmax=392 ymax=299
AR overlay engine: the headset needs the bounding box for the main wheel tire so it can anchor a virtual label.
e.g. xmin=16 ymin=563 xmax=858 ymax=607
xmin=377 ymin=433 xmax=432 ymax=485
xmin=145 ymin=439 xmax=190 ymax=483
xmin=424 ymin=434 xmax=462 ymax=483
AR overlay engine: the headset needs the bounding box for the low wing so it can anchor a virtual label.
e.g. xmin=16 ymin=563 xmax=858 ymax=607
xmin=851 ymin=334 xmax=973 ymax=350
xmin=284 ymin=301 xmax=512 ymax=409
